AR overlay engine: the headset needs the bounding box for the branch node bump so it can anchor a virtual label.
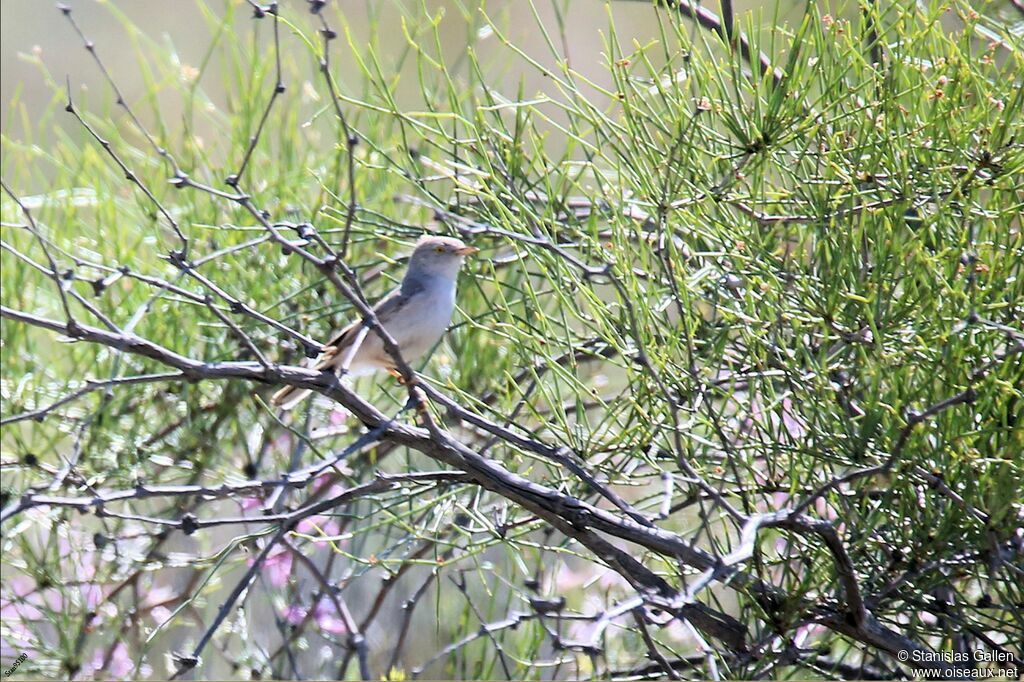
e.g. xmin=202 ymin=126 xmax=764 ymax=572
xmin=167 ymin=250 xmax=188 ymax=269
xmin=172 ymin=653 xmax=200 ymax=673
xmin=180 ymin=513 xmax=199 ymax=536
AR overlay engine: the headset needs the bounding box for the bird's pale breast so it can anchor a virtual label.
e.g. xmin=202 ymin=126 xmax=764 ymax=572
xmin=351 ymin=276 xmax=456 ymax=370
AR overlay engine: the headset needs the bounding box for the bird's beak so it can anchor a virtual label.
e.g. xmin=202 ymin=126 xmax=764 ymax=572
xmin=455 ymin=246 xmax=479 ymax=256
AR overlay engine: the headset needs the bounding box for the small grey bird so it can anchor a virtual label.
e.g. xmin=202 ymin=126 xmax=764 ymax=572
xmin=271 ymin=235 xmax=478 ymax=409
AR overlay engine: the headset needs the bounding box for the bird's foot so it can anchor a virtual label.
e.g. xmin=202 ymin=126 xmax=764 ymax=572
xmin=402 ymin=391 xmax=430 ymax=418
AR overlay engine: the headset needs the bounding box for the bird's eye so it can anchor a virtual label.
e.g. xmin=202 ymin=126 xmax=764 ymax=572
xmin=434 ymin=246 xmax=445 ymax=253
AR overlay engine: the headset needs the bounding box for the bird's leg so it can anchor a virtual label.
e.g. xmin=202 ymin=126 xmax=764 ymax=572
xmin=386 ymin=367 xmax=429 ymax=417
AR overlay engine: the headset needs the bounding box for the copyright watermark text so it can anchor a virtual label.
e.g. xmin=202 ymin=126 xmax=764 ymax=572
xmin=897 ymin=648 xmax=1019 ymax=679
xmin=3 ymin=653 xmax=28 ymax=678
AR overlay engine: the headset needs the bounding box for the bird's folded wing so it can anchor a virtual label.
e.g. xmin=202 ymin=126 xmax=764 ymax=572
xmin=316 ymin=288 xmax=408 ymax=369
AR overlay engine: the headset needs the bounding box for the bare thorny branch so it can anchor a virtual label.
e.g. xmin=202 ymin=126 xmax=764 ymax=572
xmin=4 ymin=271 xmax=1003 ymax=677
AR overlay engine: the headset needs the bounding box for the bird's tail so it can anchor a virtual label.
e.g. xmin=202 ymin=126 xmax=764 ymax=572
xmin=270 ymin=385 xmax=313 ymax=411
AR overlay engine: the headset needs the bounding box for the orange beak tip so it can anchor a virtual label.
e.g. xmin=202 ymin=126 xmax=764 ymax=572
xmin=457 ymin=246 xmax=480 ymax=256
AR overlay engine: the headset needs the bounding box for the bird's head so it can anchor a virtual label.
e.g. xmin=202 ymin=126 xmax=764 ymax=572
xmin=406 ymin=235 xmax=479 ymax=280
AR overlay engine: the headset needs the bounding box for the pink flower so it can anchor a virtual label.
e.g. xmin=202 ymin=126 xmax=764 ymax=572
xmin=814 ymin=498 xmax=839 ymax=521
xmin=322 ymin=484 xmax=346 ymax=500
xmin=142 ymin=583 xmax=176 ymax=625
xmin=317 ymin=520 xmax=341 ymax=538
xmin=149 ymin=605 xmax=172 ymax=625
xmin=295 ymin=515 xmax=341 ymax=539
xmin=0 ymin=618 xmax=37 ymax=655
xmin=781 ymin=398 xmax=807 ymax=438
xmin=282 ymin=604 xmax=307 ymax=625
xmin=239 ymin=496 xmax=264 ymax=511
xmin=43 ymin=589 xmax=64 ymax=611
xmin=279 ymin=602 xmax=348 ymax=635
xmin=1 ymin=575 xmax=41 ymax=616
xmin=315 ymin=608 xmax=348 ymax=635
xmin=251 ymin=546 xmax=293 ymax=588
xmin=80 ymin=583 xmax=106 ymax=610
xmin=141 ymin=584 xmax=175 ymax=607
xmin=296 ymin=515 xmax=327 ymax=534
xmin=85 ymin=642 xmax=134 ymax=679
xmin=311 ymin=474 xmax=345 ymax=500
xmin=760 ymin=491 xmax=791 ymax=515
xmin=1 ymin=577 xmax=44 ymax=643
xmin=774 ymin=536 xmax=790 ymax=555
xmin=272 ymin=432 xmax=293 ymax=454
